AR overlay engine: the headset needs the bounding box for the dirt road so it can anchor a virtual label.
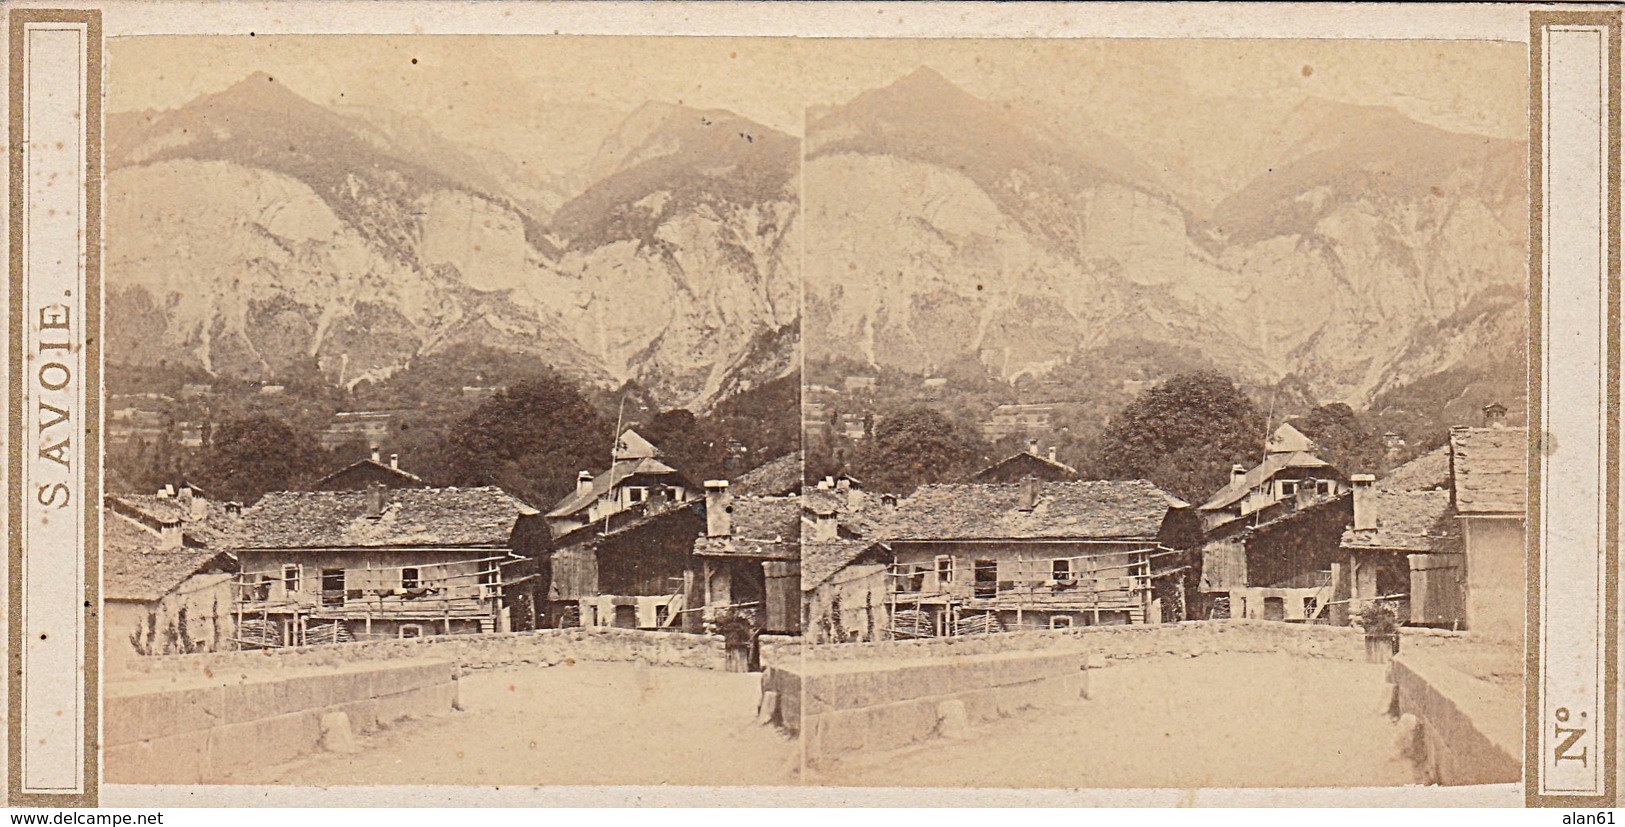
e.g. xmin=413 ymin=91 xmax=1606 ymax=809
xmin=234 ymin=653 xmax=1416 ymax=789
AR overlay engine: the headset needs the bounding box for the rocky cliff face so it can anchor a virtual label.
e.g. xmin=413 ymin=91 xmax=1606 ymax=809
xmin=106 ymin=73 xmax=800 ymax=410
xmin=806 ymin=68 xmax=1527 ymax=407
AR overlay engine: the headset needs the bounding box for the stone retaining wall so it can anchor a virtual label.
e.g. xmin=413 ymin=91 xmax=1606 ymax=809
xmin=112 ymin=626 xmax=726 ymax=678
xmin=762 ymin=649 xmax=1089 ymax=766
xmin=1388 ymin=652 xmax=1521 ymax=785
xmin=105 ymin=658 xmax=456 ymax=784
xmin=762 ymin=619 xmax=1468 ymax=666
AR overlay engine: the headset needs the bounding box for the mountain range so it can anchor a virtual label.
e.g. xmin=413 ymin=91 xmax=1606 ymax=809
xmin=106 ymin=72 xmax=801 ymax=410
xmin=804 ymin=67 xmax=1527 ymax=414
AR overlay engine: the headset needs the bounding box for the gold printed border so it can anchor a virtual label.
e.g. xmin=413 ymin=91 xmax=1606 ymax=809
xmin=1527 ymin=8 xmax=1621 ymax=809
xmin=6 ymin=7 xmax=101 ymax=808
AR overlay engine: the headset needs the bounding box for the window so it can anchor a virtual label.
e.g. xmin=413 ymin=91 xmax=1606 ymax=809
xmin=399 ymin=624 xmax=423 ymax=639
xmin=654 ymin=604 xmax=671 ymax=628
xmin=1052 ymin=559 xmax=1074 ymax=581
xmin=1280 ymin=480 xmax=1299 ymax=498
xmin=282 ymin=564 xmax=301 ymax=595
xmin=627 ymin=487 xmax=646 ymax=503
xmin=1049 ymin=615 xmax=1074 ymax=630
xmin=973 ymin=560 xmax=998 ymax=599
xmin=935 ymin=556 xmax=954 ymax=585
xmin=401 ymin=567 xmax=420 ymax=590
xmin=321 ymin=568 xmax=345 ymax=608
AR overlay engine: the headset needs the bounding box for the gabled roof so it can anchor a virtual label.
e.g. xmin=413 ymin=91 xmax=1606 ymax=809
xmin=694 ymin=496 xmax=800 ymax=560
xmin=802 ymin=538 xmax=888 ymax=591
xmin=613 ymin=428 xmax=662 ymax=460
xmin=883 ymin=480 xmax=1184 ymax=542
xmin=103 ymin=513 xmax=235 ymax=602
xmin=237 ymin=486 xmax=538 ymax=550
xmin=312 ymin=457 xmax=427 ymax=489
xmin=969 ymin=450 xmax=1079 ymax=483
xmin=1450 ymin=427 xmax=1527 ymax=515
xmin=731 ymin=451 xmax=803 ymax=498
xmin=1267 ymin=422 xmax=1314 ymax=454
xmin=1381 ymin=445 xmax=1452 ymax=492
xmin=1199 ymin=452 xmax=1332 ymax=512
xmin=545 ymin=456 xmax=687 ymax=519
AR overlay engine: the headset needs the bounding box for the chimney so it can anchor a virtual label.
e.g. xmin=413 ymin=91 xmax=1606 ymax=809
xmin=846 ymin=486 xmax=865 ymax=512
xmin=365 ymin=482 xmax=387 ymax=519
xmin=1482 ymin=402 xmax=1508 ymax=428
xmin=1351 ymin=474 xmax=1377 ymax=531
xmin=1019 ymin=477 xmax=1040 ymax=511
xmin=577 ymin=471 xmax=594 ymax=493
xmin=880 ymin=493 xmax=898 ymax=510
xmin=158 ymin=521 xmax=183 ymax=550
xmin=189 ymin=490 xmax=207 ymax=521
xmin=1026 ymin=438 xmax=1039 ymax=456
xmin=814 ymin=511 xmax=839 ymax=542
xmin=818 ymin=477 xmax=833 ymax=491
xmin=1231 ymin=464 xmax=1247 ymax=485
xmin=704 ymin=480 xmax=732 ymax=538
xmin=389 ymin=452 xmax=399 ymax=470
xmin=225 ymin=501 xmax=243 ymax=519
xmin=1047 ymin=447 xmax=1058 ymax=463
xmin=836 ymin=477 xmax=850 ymax=492
xmin=159 ymin=483 xmax=175 ymax=499
xmin=371 ymin=447 xmax=381 ymax=463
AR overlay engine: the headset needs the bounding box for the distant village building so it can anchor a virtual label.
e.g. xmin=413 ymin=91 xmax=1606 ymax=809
xmin=836 ymin=412 xmax=870 ymax=441
xmin=258 ymin=384 xmax=286 ymax=396
xmin=311 ymin=449 xmax=428 ymax=491
xmin=1195 ymin=424 xmax=1351 ymax=622
xmin=969 ymin=441 xmax=1078 ymax=483
xmin=980 ymin=403 xmax=1057 ymax=441
xmin=1448 ymin=421 xmax=1526 ymax=642
xmin=232 ymin=485 xmax=549 ymax=643
xmin=843 ymin=374 xmax=878 ymax=393
xmin=461 ymin=385 xmax=505 ymax=402
xmin=180 ymin=382 xmax=215 ymax=398
xmin=1339 ymin=447 xmax=1462 ymax=628
xmin=880 ymin=480 xmax=1200 ymax=634
xmin=108 ymin=406 xmax=167 ymax=447
xmin=922 ymin=376 xmax=949 ymax=390
xmin=543 ymin=428 xmax=697 ymax=537
xmin=175 ymin=421 xmax=207 ymax=449
xmin=317 ymin=410 xmax=397 ymax=452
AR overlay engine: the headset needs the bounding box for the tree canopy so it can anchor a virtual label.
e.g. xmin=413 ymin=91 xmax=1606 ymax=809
xmin=1290 ymin=402 xmax=1386 ymax=476
xmin=440 ymin=377 xmax=615 ymax=509
xmin=850 ymin=406 xmax=987 ymax=495
xmin=200 ymin=415 xmax=324 ymax=503
xmin=1090 ymin=371 xmax=1268 ymax=503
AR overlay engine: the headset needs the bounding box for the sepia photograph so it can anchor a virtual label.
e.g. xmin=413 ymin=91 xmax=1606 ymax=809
xmin=4 ymin=1 xmax=1620 ymax=811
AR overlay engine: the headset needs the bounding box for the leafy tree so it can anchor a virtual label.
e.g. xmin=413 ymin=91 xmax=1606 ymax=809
xmin=639 ymin=408 xmax=725 ymax=482
xmin=851 ymin=407 xmax=986 ymax=495
xmin=200 ymin=415 xmax=324 ymax=503
xmin=1090 ymin=371 xmax=1268 ymax=503
xmin=1291 ymin=402 xmax=1385 ymax=475
xmin=440 ymin=378 xmax=614 ymax=509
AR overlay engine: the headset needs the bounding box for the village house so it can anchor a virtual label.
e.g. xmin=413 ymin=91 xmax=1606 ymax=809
xmin=692 ymin=482 xmax=802 ymax=635
xmin=1195 ymin=423 xmax=1352 ymax=622
xmin=880 ymin=479 xmax=1200 ymax=635
xmin=311 ymin=449 xmax=428 ymax=491
xmin=1338 ymin=446 xmax=1463 ymax=628
xmin=1448 ymin=415 xmax=1526 ymax=642
xmin=544 ymin=428 xmax=697 ymax=537
xmin=969 ymin=440 xmax=1079 ymax=483
xmin=103 ymin=497 xmax=239 ymax=664
xmin=232 ymin=484 xmax=550 ymax=644
xmin=317 ymin=410 xmax=397 ymax=452
xmin=980 ymin=403 xmax=1058 ymax=442
xmin=801 ymin=477 xmax=893 ymax=643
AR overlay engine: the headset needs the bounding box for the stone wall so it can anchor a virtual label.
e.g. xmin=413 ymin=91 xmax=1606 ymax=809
xmin=1388 ymin=652 xmax=1521 ymax=785
xmin=763 ymin=619 xmax=1469 ymax=666
xmin=112 ymin=626 xmax=726 ymax=678
xmin=763 ymin=649 xmax=1089 ymax=766
xmin=105 ymin=658 xmax=456 ymax=784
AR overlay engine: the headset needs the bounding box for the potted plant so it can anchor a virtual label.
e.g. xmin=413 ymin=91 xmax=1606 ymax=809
xmin=1353 ymin=602 xmax=1400 ymax=664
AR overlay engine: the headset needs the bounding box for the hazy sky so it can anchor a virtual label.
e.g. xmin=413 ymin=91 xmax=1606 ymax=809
xmin=108 ymin=35 xmax=1526 ymax=190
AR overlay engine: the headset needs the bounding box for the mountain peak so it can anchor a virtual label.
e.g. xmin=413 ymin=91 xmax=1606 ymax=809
xmin=202 ymin=71 xmax=323 ymax=113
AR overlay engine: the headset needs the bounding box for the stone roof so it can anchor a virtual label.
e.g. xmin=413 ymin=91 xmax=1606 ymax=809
xmin=106 ymin=493 xmax=238 ymax=548
xmin=1450 ymin=427 xmax=1527 ymax=515
xmin=731 ymin=451 xmax=803 ymax=498
xmin=883 ymin=480 xmax=1183 ymax=542
xmin=545 ymin=456 xmax=686 ymax=518
xmin=695 ymin=496 xmax=800 ymax=560
xmin=1199 ymin=451 xmax=1332 ymax=512
xmin=802 ymin=538 xmax=887 ymax=591
xmin=237 ymin=486 xmax=538 ymax=550
xmin=1340 ymin=448 xmax=1461 ymax=553
xmin=103 ymin=513 xmax=234 ymax=602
